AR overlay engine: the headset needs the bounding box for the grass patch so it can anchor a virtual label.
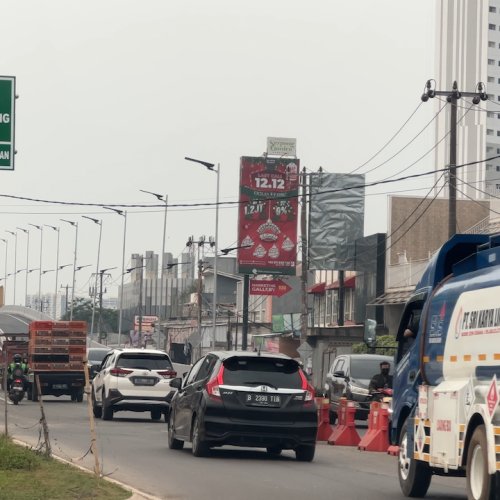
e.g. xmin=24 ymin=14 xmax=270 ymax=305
xmin=0 ymin=435 xmax=131 ymax=500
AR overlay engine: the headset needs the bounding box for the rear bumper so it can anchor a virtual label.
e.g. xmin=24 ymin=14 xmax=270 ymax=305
xmin=107 ymin=389 xmax=171 ymax=413
xmin=202 ymin=407 xmax=317 ymax=449
xmin=29 ymin=371 xmax=85 ymax=395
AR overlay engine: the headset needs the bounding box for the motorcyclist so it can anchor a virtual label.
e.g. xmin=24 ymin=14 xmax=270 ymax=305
xmin=368 ymin=361 xmax=393 ymax=398
xmin=7 ymin=354 xmax=28 ymax=391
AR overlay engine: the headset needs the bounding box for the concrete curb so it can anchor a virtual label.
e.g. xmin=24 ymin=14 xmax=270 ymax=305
xmin=10 ymin=437 xmax=161 ymax=500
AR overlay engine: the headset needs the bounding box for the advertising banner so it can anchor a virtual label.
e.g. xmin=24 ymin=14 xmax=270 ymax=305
xmin=0 ymin=76 xmax=15 ymax=171
xmin=308 ymin=172 xmax=365 ymax=270
xmin=237 ymin=156 xmax=299 ymax=275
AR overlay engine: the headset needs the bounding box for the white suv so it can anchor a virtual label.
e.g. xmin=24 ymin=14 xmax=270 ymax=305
xmin=91 ymin=348 xmax=176 ymax=421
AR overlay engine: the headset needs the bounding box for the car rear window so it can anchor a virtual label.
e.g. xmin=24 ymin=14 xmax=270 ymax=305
xmin=350 ymin=358 xmax=393 ymax=379
xmin=116 ymin=354 xmax=173 ymax=370
xmin=88 ymin=350 xmax=110 ymax=363
xmin=222 ymin=357 xmax=302 ymax=389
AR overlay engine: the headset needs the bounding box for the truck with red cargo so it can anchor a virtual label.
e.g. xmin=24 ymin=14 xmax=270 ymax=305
xmin=27 ymin=320 xmax=87 ymax=402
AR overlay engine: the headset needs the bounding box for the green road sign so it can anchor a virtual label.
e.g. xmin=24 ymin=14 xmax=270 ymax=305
xmin=0 ymin=76 xmax=15 ymax=171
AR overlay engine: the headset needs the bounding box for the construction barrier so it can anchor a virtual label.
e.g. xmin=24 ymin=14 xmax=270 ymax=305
xmin=358 ymin=401 xmax=390 ymax=452
xmin=315 ymin=397 xmax=333 ymax=441
xmin=387 ymin=445 xmax=399 ymax=456
xmin=327 ymin=398 xmax=361 ymax=447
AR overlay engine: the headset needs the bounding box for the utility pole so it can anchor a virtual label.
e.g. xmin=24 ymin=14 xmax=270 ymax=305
xmin=60 ymin=284 xmax=71 ymax=317
xmin=197 ymin=258 xmax=203 ymax=358
xmin=300 ymin=167 xmax=308 ymax=340
xmin=138 ymin=256 xmax=144 ymax=340
xmin=421 ymin=80 xmax=487 ymax=238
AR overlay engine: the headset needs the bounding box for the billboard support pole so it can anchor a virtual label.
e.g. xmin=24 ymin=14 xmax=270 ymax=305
xmin=300 ymin=168 xmax=308 ymax=341
xmin=242 ymin=275 xmax=249 ymax=351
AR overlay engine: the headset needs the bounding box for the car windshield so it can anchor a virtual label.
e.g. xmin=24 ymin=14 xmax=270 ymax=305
xmin=350 ymin=358 xmax=393 ymax=380
xmin=88 ymin=350 xmax=110 ymax=363
xmin=117 ymin=354 xmax=173 ymax=370
xmin=223 ymin=357 xmax=302 ymax=389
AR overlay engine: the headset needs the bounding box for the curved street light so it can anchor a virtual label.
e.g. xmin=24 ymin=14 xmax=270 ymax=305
xmin=61 ymin=219 xmax=78 ymax=320
xmin=185 ymin=157 xmax=220 ymax=348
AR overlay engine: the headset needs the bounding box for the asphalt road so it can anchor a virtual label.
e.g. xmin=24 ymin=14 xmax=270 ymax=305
xmin=0 ymin=394 xmax=467 ymax=500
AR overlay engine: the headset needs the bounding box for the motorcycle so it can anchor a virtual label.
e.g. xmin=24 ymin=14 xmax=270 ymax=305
xmin=368 ymin=387 xmax=393 ymax=404
xmin=8 ymin=366 xmax=26 ymax=405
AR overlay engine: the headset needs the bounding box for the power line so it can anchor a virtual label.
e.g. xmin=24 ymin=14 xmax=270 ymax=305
xmin=349 ymin=101 xmax=424 ymax=174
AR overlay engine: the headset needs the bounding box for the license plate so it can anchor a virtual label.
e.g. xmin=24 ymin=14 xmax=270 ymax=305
xmin=133 ymin=377 xmax=156 ymax=386
xmin=53 ymin=384 xmax=67 ymax=389
xmin=12 ymin=387 xmax=23 ymax=391
xmin=245 ymin=393 xmax=281 ymax=407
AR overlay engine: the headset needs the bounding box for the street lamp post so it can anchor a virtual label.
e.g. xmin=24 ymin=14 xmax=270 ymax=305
xmin=103 ymin=207 xmax=127 ymax=347
xmin=45 ymin=225 xmax=60 ymax=319
xmin=140 ymin=190 xmax=168 ymax=349
xmin=185 ymin=157 xmax=220 ymax=349
xmin=40 ymin=269 xmax=55 ymax=313
xmin=16 ymin=228 xmax=29 ymax=307
xmin=5 ymin=231 xmax=17 ymax=305
xmin=82 ymin=216 xmax=102 ymax=341
xmin=0 ymin=239 xmax=8 ymax=304
xmin=61 ymin=220 xmax=79 ymax=320
xmin=125 ymin=263 xmax=146 ymax=346
xmin=28 ymin=224 xmax=43 ymax=311
xmin=97 ymin=267 xmax=117 ymax=343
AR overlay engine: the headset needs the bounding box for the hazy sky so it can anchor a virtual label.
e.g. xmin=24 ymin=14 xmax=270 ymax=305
xmin=1 ymin=0 xmax=436 ymax=303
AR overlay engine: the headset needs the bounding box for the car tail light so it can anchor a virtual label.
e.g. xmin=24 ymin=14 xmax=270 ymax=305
xmin=14 ymin=379 xmax=23 ymax=384
xmin=206 ymin=365 xmax=225 ymax=401
xmin=299 ymin=370 xmax=315 ymax=403
xmin=157 ymin=370 xmax=177 ymax=379
xmin=110 ymin=367 xmax=133 ymax=377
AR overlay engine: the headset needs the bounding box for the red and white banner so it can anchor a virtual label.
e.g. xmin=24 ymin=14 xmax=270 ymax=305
xmin=237 ymin=156 xmax=299 ymax=275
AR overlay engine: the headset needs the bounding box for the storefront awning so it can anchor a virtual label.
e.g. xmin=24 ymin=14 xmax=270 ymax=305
xmin=307 ymin=282 xmax=326 ymax=294
xmin=368 ymin=289 xmax=413 ymax=306
xmin=325 ymin=276 xmax=356 ymax=290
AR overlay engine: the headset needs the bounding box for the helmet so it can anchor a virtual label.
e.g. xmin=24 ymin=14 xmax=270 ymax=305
xmin=13 ymin=354 xmax=22 ymax=363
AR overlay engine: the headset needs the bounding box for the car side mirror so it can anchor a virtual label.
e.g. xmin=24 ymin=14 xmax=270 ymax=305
xmin=333 ymin=370 xmax=346 ymax=379
xmin=170 ymin=377 xmax=182 ymax=390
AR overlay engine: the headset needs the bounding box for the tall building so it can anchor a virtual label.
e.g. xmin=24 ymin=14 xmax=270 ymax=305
xmin=434 ymin=1 xmax=500 ymax=197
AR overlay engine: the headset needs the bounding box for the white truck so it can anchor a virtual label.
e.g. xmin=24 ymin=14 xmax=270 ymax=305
xmin=391 ymin=234 xmax=500 ymax=500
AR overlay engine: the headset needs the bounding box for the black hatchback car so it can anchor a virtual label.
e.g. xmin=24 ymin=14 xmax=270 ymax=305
xmin=167 ymin=351 xmax=317 ymax=461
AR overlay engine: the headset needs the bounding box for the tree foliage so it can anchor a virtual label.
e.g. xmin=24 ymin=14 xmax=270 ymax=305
xmin=61 ymin=297 xmax=118 ymax=333
xmin=352 ymin=334 xmax=398 ymax=356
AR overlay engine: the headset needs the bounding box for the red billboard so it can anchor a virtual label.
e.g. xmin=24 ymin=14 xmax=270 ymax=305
xmin=237 ymin=156 xmax=299 ymax=275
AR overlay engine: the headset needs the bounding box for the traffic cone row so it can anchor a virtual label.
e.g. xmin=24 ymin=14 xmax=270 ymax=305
xmin=315 ymin=397 xmax=333 ymax=441
xmin=358 ymin=401 xmax=390 ymax=452
xmin=327 ymin=397 xmax=361 ymax=447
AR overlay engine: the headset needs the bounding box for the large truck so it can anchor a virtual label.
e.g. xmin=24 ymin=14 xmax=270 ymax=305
xmin=27 ymin=320 xmax=87 ymax=402
xmin=391 ymin=233 xmax=500 ymax=500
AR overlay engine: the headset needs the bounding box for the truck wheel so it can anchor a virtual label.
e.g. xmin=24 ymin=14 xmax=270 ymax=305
xmin=76 ymin=388 xmax=84 ymax=403
xmin=92 ymin=389 xmax=102 ymax=419
xmin=151 ymin=410 xmax=162 ymax=421
xmin=398 ymin=419 xmax=431 ymax=497
xmin=466 ymin=425 xmax=500 ymax=500
xmin=31 ymin=383 xmax=39 ymax=402
xmin=101 ymin=390 xmax=113 ymax=421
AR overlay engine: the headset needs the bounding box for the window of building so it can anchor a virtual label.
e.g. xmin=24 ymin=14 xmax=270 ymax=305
xmin=490 ymin=24 xmax=497 ymax=30
xmin=497 ymin=148 xmax=500 ymax=153
xmin=496 ymin=131 xmax=500 ymax=136
xmin=491 ymin=6 xmax=497 ymax=13
xmin=489 ymin=59 xmax=496 ymax=65
xmin=497 ymin=166 xmax=500 ymax=172
xmin=488 ymin=146 xmax=494 ymax=152
xmin=496 ymin=184 xmax=500 ymax=190
xmin=487 ymin=164 xmax=492 ymax=171
xmin=489 ymin=76 xmax=495 ymax=83
xmin=488 ymin=129 xmax=494 ymax=135
xmin=488 ymin=112 xmax=495 ymax=117
xmin=490 ymin=41 xmax=496 ymax=48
